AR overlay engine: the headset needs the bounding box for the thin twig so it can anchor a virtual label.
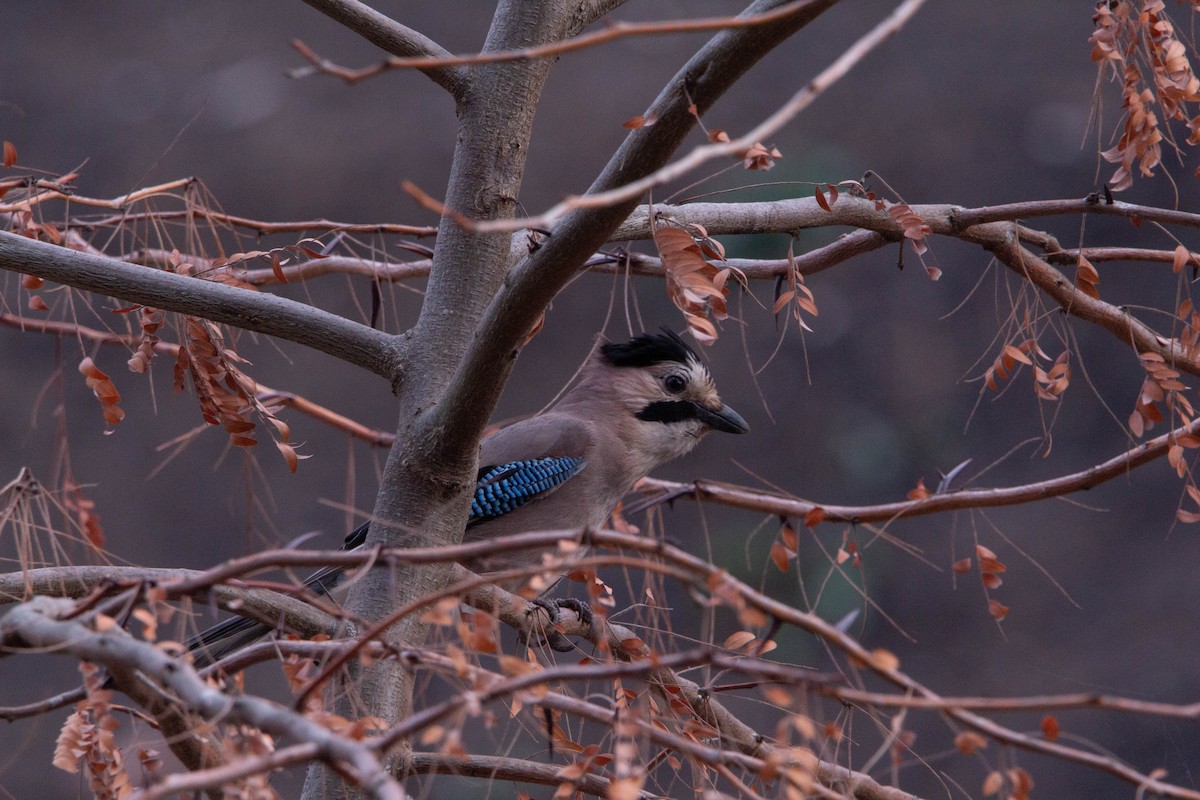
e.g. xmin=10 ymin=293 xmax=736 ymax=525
xmin=451 ymin=0 xmax=927 ymax=234
xmin=290 ymin=0 xmax=846 ymax=82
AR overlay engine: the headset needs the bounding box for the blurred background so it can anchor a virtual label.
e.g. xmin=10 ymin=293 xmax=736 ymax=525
xmin=2 ymin=2 xmax=1199 ymax=798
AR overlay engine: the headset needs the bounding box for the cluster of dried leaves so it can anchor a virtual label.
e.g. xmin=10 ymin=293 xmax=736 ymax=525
xmin=773 ymin=239 xmax=819 ymax=330
xmin=53 ymin=663 xmax=141 ymax=800
xmin=953 ymin=544 xmax=1011 ymax=622
xmin=1090 ymin=0 xmax=1200 ymax=190
xmin=652 ymin=218 xmax=743 ymax=344
xmin=983 ymin=337 xmax=1071 ymax=402
xmin=1128 ymin=349 xmax=1200 ymax=522
xmin=78 ymin=357 xmax=124 ymax=429
xmin=173 ymin=314 xmax=304 ymax=472
xmin=1 ymin=151 xmax=309 ymax=472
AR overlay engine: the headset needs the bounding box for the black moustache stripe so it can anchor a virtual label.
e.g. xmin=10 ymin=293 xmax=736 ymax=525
xmin=636 ymin=400 xmax=700 ymax=424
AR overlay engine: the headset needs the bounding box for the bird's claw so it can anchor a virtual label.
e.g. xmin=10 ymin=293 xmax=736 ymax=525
xmin=522 ymin=597 xmax=593 ymax=652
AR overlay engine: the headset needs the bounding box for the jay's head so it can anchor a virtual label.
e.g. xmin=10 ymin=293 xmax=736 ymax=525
xmin=598 ymin=330 xmax=748 ymax=459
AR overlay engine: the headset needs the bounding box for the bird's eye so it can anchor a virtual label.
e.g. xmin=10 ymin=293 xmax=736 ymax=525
xmin=663 ymin=374 xmax=687 ymax=393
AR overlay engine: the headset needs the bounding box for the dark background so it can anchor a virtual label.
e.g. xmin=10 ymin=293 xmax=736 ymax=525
xmin=2 ymin=2 xmax=1199 ymax=798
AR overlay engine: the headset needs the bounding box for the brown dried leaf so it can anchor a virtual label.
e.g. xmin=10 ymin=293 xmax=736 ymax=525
xmin=1174 ymin=244 xmax=1190 ymax=274
xmin=780 ymin=522 xmax=798 ymax=550
xmin=2 ymin=140 xmax=16 ymax=167
xmin=814 ymin=185 xmax=831 ymax=212
xmin=723 ymin=631 xmax=757 ymax=652
xmin=1175 ymin=507 xmax=1200 ymax=523
xmin=1041 ymin=715 xmax=1060 ymax=741
xmin=955 ymin=731 xmax=988 ymax=755
xmin=868 ymin=648 xmax=900 ymax=671
xmin=988 ymin=599 xmax=1009 ymax=621
xmin=276 ymin=441 xmax=300 ymax=473
xmin=907 ymin=478 xmax=931 ymax=501
xmin=770 ymin=540 xmax=792 ymax=572
xmin=740 ymin=142 xmax=781 ymax=171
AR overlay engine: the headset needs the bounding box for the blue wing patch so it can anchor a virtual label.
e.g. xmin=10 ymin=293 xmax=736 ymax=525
xmin=469 ymin=456 xmax=586 ymax=526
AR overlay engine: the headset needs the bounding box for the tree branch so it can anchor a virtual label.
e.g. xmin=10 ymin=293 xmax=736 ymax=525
xmin=464 ymin=0 xmax=926 ymax=235
xmin=636 ymin=413 xmax=1200 ymax=522
xmin=293 ymin=0 xmax=858 ymax=83
xmin=0 ymin=313 xmax=398 ymax=447
xmin=0 ymin=232 xmax=401 ymax=380
xmin=407 ymin=752 xmax=618 ymax=799
xmin=0 ymin=596 xmax=405 ymax=800
xmin=298 ymin=0 xmax=469 ymax=96
xmin=0 ymin=565 xmax=339 ymax=642
xmin=379 ymin=632 xmax=923 ymax=800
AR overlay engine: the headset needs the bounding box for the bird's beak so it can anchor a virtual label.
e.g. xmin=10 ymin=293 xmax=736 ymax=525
xmin=694 ymin=402 xmax=749 ymax=434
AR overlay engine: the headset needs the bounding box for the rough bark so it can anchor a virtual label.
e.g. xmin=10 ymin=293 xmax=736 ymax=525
xmin=301 ymin=3 xmax=581 ymax=797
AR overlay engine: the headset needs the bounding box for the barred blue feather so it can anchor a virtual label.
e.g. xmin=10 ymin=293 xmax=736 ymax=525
xmin=469 ymin=456 xmax=586 ymax=525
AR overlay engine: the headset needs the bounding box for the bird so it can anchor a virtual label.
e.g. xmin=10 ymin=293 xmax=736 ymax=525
xmin=187 ymin=329 xmax=747 ymax=666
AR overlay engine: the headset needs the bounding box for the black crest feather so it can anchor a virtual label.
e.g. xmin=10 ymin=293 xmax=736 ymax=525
xmin=600 ymin=328 xmax=699 ymax=369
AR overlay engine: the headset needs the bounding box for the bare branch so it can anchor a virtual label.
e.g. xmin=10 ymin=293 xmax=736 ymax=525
xmin=1049 ymin=246 xmax=1200 ymax=266
xmin=3 ymin=183 xmax=436 ymax=237
xmin=298 ymin=0 xmax=468 ymax=96
xmin=821 ymin=686 xmax=1200 ymax=719
xmin=0 ymin=596 xmax=405 ymax=800
xmin=134 ymin=742 xmax=322 ymax=800
xmin=76 ymin=210 xmax=437 ymax=237
xmin=463 ymin=0 xmax=927 ymax=235
xmin=0 ymin=232 xmax=401 ymax=380
xmin=292 ymin=0 xmax=859 ymax=83
xmin=952 ymin=197 xmax=1200 ymax=231
xmin=0 ymin=313 xmax=398 ymax=446
xmin=378 ymin=632 xmax=921 ymax=800
xmin=0 ymin=565 xmax=340 ymax=642
xmin=407 ymin=752 xmax=617 ymax=798
xmin=637 ymin=413 xmax=1200 ymax=522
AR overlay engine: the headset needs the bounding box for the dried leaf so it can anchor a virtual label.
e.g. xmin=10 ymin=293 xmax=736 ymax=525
xmin=982 ymin=770 xmax=1004 ymax=796
xmin=907 ymin=478 xmax=931 ymax=501
xmin=723 ymin=631 xmax=757 ymax=652
xmin=1041 ymin=715 xmax=1060 ymax=741
xmin=1175 ymin=507 xmax=1200 ymax=523
xmin=987 ymin=599 xmax=1009 ymax=621
xmin=955 ymin=731 xmax=988 ymax=755
xmin=814 ymin=185 xmax=831 ymax=212
xmin=868 ymin=648 xmax=900 ymax=671
xmin=1174 ymin=244 xmax=1190 ymax=273
xmin=770 ymin=540 xmax=792 ymax=572
xmin=740 ymin=142 xmax=781 ymax=170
